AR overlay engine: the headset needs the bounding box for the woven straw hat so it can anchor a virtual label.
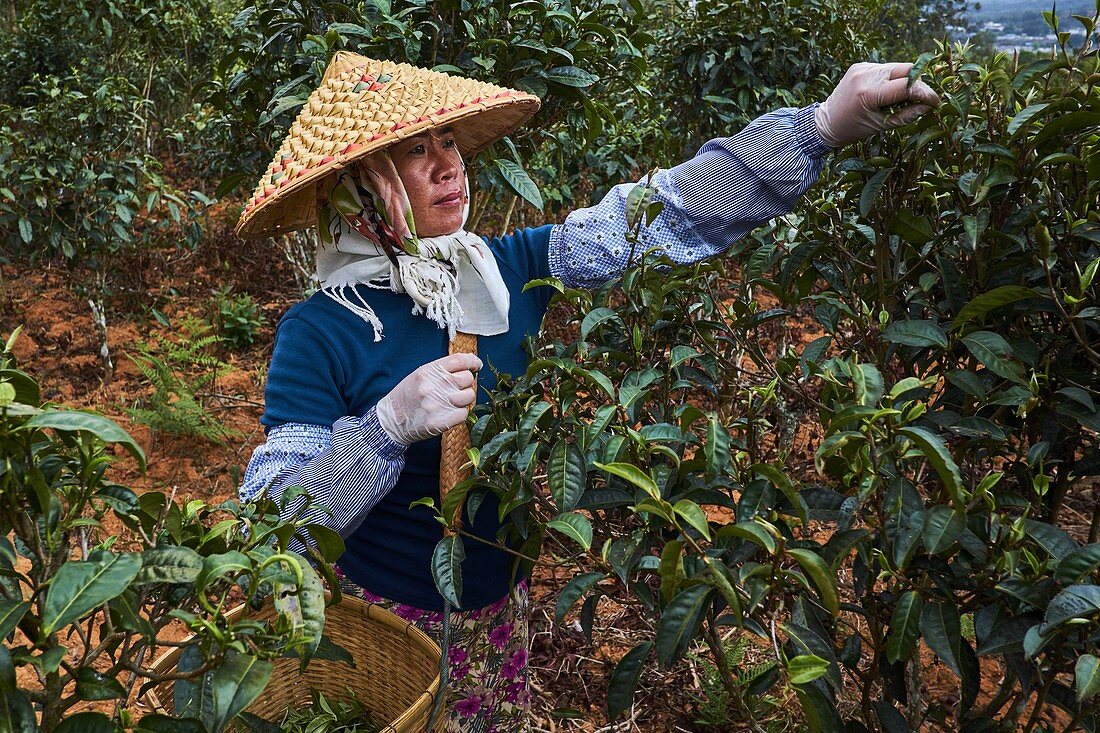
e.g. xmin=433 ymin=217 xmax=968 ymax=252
xmin=235 ymin=51 xmax=541 ymax=239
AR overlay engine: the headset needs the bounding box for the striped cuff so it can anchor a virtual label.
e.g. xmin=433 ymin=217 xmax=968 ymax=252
xmin=793 ymin=103 xmax=833 ymax=158
xmin=345 ymin=407 xmax=406 ymax=460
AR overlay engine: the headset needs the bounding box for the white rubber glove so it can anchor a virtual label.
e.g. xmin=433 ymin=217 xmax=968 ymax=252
xmin=815 ymin=62 xmax=941 ymax=147
xmin=375 ymin=353 xmax=482 ymax=445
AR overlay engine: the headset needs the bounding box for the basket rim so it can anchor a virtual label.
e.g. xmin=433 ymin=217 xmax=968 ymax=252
xmin=143 ymin=594 xmax=443 ymax=731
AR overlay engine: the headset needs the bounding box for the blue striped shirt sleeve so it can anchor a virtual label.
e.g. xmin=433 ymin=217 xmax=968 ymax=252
xmin=549 ymin=104 xmax=831 ymax=288
xmin=239 ymin=406 xmax=405 ymax=548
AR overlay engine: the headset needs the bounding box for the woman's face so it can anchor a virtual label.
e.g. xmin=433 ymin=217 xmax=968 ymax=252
xmin=389 ymin=127 xmax=467 ymax=237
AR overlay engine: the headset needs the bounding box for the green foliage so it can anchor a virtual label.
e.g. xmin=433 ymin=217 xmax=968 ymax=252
xmin=127 ymin=332 xmax=241 ymax=444
xmin=264 ymin=688 xmax=379 ymax=733
xmin=427 ymin=19 xmax=1100 ymax=731
xmin=689 ymin=636 xmax=784 ymax=729
xmin=214 ymin=286 xmax=267 ymax=349
xmin=0 ymin=331 xmax=343 ymax=732
xmin=653 ymin=0 xmax=875 ymax=154
xmin=0 ymin=0 xmax=227 ymax=266
xmin=203 ymin=0 xmax=652 ymax=215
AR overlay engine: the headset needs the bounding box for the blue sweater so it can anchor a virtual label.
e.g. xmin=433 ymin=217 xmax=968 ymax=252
xmin=262 ymin=226 xmax=556 ymax=610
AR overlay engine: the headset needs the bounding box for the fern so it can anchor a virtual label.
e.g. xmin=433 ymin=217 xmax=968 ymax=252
xmin=690 ymin=637 xmax=786 ymax=729
xmin=127 ymin=334 xmax=239 ymax=444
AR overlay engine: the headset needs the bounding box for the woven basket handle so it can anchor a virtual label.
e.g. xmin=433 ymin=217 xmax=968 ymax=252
xmin=439 ymin=331 xmax=477 ymax=535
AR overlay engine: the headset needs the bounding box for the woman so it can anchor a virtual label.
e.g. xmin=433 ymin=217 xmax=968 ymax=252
xmin=237 ymin=52 xmax=937 ymax=731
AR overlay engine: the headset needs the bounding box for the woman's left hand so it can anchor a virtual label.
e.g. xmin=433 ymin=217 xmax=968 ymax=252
xmin=815 ymin=62 xmax=941 ymax=148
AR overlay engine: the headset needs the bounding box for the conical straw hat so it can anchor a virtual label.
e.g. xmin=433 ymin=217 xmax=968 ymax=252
xmin=235 ymin=51 xmax=541 ymax=239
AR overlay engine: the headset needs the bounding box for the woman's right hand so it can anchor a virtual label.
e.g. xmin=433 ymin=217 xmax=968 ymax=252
xmin=375 ymin=353 xmax=482 ymax=445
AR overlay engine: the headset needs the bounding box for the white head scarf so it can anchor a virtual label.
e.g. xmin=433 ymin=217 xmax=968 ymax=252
xmin=314 ymin=148 xmax=509 ymax=342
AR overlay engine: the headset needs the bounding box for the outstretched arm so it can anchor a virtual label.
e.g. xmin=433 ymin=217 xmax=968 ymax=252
xmin=549 ymin=61 xmax=940 ymax=288
xmin=549 ymin=104 xmax=827 ymax=287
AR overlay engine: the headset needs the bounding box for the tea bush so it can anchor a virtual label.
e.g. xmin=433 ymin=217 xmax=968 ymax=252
xmin=202 ymin=0 xmax=652 ymax=216
xmin=433 ymin=31 xmax=1100 ymax=733
xmin=0 ymin=330 xmax=346 ymax=733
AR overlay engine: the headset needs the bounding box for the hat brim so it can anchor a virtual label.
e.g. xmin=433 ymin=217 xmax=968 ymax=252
xmin=235 ymin=94 xmax=539 ymax=240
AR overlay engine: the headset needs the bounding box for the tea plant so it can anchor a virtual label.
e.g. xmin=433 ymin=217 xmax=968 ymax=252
xmin=0 ymin=329 xmax=347 ymax=733
xmin=429 ymin=25 xmax=1100 ymax=732
xmin=213 ymin=286 xmax=267 ymax=350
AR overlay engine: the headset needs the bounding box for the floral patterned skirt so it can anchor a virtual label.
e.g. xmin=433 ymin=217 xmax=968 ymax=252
xmin=336 ymin=569 xmax=531 ymax=733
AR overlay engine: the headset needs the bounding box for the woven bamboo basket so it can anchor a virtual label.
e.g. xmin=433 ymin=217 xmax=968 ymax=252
xmin=144 ymin=594 xmax=444 ymax=732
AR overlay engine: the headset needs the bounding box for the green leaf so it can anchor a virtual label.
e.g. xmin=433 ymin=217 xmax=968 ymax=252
xmin=1040 ymin=585 xmax=1100 ymax=635
xmin=891 ymin=209 xmax=934 ymax=243
xmin=135 ymin=546 xmax=203 ymax=585
xmin=56 ymin=712 xmax=118 ymax=733
xmin=0 ymin=601 xmax=29 ymax=640
xmin=670 ymin=345 xmax=700 ymax=369
xmin=194 ymin=551 xmax=250 ymax=592
xmin=787 ymin=654 xmax=830 ymax=684
xmin=921 ymin=602 xmax=963 ymax=677
xmin=516 ymin=401 xmax=551 ymax=449
xmin=656 ymin=584 xmax=712 ymax=667
xmin=800 ymin=336 xmax=831 ymax=377
xmin=24 ymin=410 xmax=146 ymax=471
xmin=283 ymin=552 xmax=325 ymax=666
xmin=874 ymin=701 xmax=910 ymax=733
xmin=1077 ymin=654 xmax=1100 ymax=703
xmin=887 ymin=591 xmax=923 ymax=663
xmin=961 ymin=331 xmax=1026 ymax=384
xmin=17 ymin=218 xmax=32 ymax=244
xmin=133 ymin=714 xmax=206 ymax=733
xmin=787 ymin=549 xmax=838 ymax=615
xmin=76 ymin=668 xmax=126 ymax=701
xmin=431 ymin=535 xmax=465 ymax=608
xmin=882 ymin=320 xmax=948 ymax=349
xmin=793 ymin=680 xmax=845 ymax=733
xmin=548 ymin=512 xmax=593 ymax=551
xmin=607 ymin=642 xmax=651 ymax=720
xmin=494 ymin=159 xmax=543 ymax=210
xmin=704 ymin=414 xmax=731 ymax=480
xmin=543 ymin=65 xmax=599 ymax=88
xmin=259 ymin=95 xmax=308 ymax=126
xmin=672 ymin=500 xmax=711 ymax=541
xmin=976 ymin=614 xmax=1033 ymax=656
xmin=923 ymin=506 xmax=966 ymax=555
xmin=42 ymin=553 xmax=141 ymax=636
xmin=853 ymin=363 xmax=884 ymax=406
xmin=204 ymin=651 xmax=274 ymax=733
xmin=752 ymin=463 xmax=807 ymax=524
xmin=302 ymin=524 xmax=345 ymax=563
xmin=625 ymin=176 xmax=655 ymax=230
xmin=908 ymin=52 xmax=934 ymax=85
xmin=898 ymin=427 xmax=965 ymax=508
xmin=720 ymin=521 xmax=777 ymax=555
xmin=595 ymin=461 xmax=658 ymax=498
xmin=580 ymin=308 xmax=622 ymax=340
xmin=555 ymin=572 xmax=603 ymax=623
xmin=1008 ymin=102 xmax=1050 ymax=135
xmin=1057 ymin=544 xmax=1100 ymax=583
xmin=1032 ymin=111 xmax=1100 ymax=146
xmin=1025 ymin=519 xmax=1078 ymax=560
xmin=658 ymin=540 xmax=684 ymax=603
xmin=549 ymin=442 xmax=587 ymax=511
xmin=859 ymin=168 xmax=894 ymax=217
xmin=952 ymin=286 xmax=1038 ymax=330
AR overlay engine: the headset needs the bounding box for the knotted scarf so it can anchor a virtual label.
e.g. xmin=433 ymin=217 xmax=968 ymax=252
xmin=315 ymin=150 xmax=510 ymax=342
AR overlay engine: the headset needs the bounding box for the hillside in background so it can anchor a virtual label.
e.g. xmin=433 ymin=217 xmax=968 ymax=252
xmin=967 ymin=0 xmax=1095 ymax=48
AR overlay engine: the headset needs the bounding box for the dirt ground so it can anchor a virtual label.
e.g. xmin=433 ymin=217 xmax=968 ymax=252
xmin=1 ymin=205 xmax=1096 ymax=732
